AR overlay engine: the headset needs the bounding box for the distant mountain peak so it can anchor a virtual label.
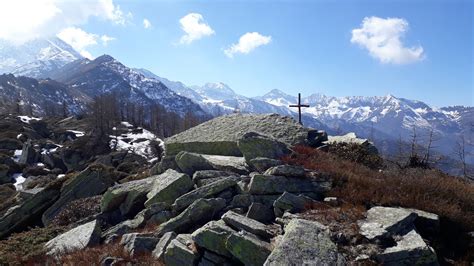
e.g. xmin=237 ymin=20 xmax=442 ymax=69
xmin=0 ymin=37 xmax=82 ymax=78
xmin=94 ymin=54 xmax=116 ymax=64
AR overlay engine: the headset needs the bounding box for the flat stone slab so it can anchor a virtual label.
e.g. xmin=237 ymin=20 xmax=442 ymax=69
xmin=45 ymin=220 xmax=101 ymax=256
xmin=145 ymin=169 xmax=194 ymax=207
xmin=248 ymin=174 xmax=331 ymax=195
xmin=221 ymin=211 xmax=278 ymax=239
xmin=173 ymin=177 xmax=237 ymax=211
xmin=226 ymin=231 xmax=272 ymax=266
xmin=358 ymin=207 xmax=417 ymax=240
xmin=264 ymin=219 xmax=345 ymax=265
xmin=165 ymin=114 xmax=310 ymax=156
xmin=156 ymin=198 xmax=226 ymax=237
xmin=191 ymin=220 xmax=236 ymax=257
xmin=377 ymin=230 xmax=438 ymax=265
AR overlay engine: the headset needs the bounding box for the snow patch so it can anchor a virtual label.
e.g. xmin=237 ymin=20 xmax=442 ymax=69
xmin=18 ymin=116 xmax=42 ymax=124
xmin=13 ymin=173 xmax=25 ymax=190
xmin=67 ymin=130 xmax=85 ymax=137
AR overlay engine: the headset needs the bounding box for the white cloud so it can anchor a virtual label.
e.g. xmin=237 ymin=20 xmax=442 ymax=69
xmin=101 ymin=35 xmax=116 ymax=46
xmin=57 ymin=27 xmax=115 ymax=59
xmin=351 ymin=16 xmax=424 ymax=64
xmin=179 ymin=13 xmax=215 ymax=44
xmin=143 ymin=18 xmax=152 ymax=29
xmin=0 ymin=0 xmax=131 ymax=43
xmin=224 ymin=32 xmax=272 ymax=58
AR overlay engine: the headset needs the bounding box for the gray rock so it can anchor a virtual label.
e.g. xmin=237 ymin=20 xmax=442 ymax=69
xmin=0 ymin=181 xmax=61 ymax=238
xmin=222 ymin=211 xmax=279 ymax=239
xmin=19 ymin=140 xmax=38 ymax=165
xmin=165 ymin=114 xmax=311 ymax=156
xmin=164 ymin=234 xmax=200 ymax=266
xmin=45 ymin=220 xmax=101 ymax=256
xmin=246 ymin=203 xmax=275 ymax=224
xmin=264 ymin=164 xmax=306 ymax=177
xmin=237 ymin=132 xmax=292 ymax=162
xmin=120 ymin=233 xmax=159 ymax=256
xmin=173 ymin=177 xmax=237 ymax=211
xmin=248 ymin=157 xmax=283 ymax=173
xmin=152 ymin=231 xmax=176 ymax=260
xmin=358 ymin=207 xmax=418 ymax=240
xmin=42 ymin=165 xmax=116 ymax=225
xmin=325 ymin=132 xmax=378 ymax=155
xmin=175 ymin=151 xmax=214 ymax=175
xmin=273 ymin=192 xmax=316 ymax=217
xmin=408 ymin=208 xmax=440 ymax=234
xmin=192 ymin=220 xmax=236 ymax=257
xmin=248 ymin=174 xmax=331 ymax=195
xmin=201 ymin=154 xmax=249 ymax=174
xmin=100 ymin=176 xmax=155 ymax=215
xmin=377 ymin=230 xmax=438 ymax=265
xmin=156 ymin=198 xmax=227 ymax=237
xmin=144 ymin=169 xmax=194 ymax=207
xmin=200 ymin=251 xmax=232 ymax=266
xmin=150 ymin=155 xmax=180 ymax=175
xmin=230 ymin=194 xmax=253 ymax=208
xmin=193 ymin=170 xmax=238 ymax=187
xmin=264 ymin=219 xmax=345 ymax=265
xmin=225 ymin=231 xmax=272 ymax=266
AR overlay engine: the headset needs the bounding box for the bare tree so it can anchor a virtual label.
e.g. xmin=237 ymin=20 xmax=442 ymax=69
xmin=453 ymin=134 xmax=473 ymax=179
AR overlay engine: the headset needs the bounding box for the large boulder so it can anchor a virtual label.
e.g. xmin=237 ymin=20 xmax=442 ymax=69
xmin=175 ymin=151 xmax=249 ymax=176
xmin=221 ymin=211 xmax=279 ymax=239
xmin=165 ymin=114 xmax=311 ymax=156
xmin=156 ymin=198 xmax=227 ymax=237
xmin=42 ymin=164 xmax=117 ymax=225
xmin=325 ymin=132 xmax=378 ymax=155
xmin=192 ymin=220 xmax=236 ymax=257
xmin=225 ymin=231 xmax=272 ymax=266
xmin=376 ymin=230 xmax=438 ymax=265
xmin=172 ymin=177 xmax=237 ymax=212
xmin=144 ymin=169 xmax=194 ymax=207
xmin=248 ymin=157 xmax=283 ymax=173
xmin=248 ymin=174 xmax=331 ymax=196
xmin=164 ymin=234 xmax=200 ymax=266
xmin=193 ymin=170 xmax=239 ymax=187
xmin=273 ymin=192 xmax=316 ymax=217
xmin=19 ymin=139 xmax=39 ymax=165
xmin=45 ymin=220 xmax=101 ymax=256
xmin=152 ymin=231 xmax=176 ymax=260
xmin=358 ymin=207 xmax=418 ymax=241
xmin=100 ymin=176 xmax=155 ymax=217
xmin=237 ymin=132 xmax=292 ymax=162
xmin=0 ymin=179 xmax=63 ymax=238
xmin=120 ymin=233 xmax=159 ymax=256
xmin=264 ymin=219 xmax=345 ymax=265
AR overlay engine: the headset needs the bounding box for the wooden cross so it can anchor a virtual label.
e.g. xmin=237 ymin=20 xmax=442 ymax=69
xmin=289 ymin=93 xmax=310 ymax=125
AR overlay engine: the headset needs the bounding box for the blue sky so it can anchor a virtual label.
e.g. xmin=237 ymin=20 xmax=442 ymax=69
xmin=1 ymin=0 xmax=472 ymax=106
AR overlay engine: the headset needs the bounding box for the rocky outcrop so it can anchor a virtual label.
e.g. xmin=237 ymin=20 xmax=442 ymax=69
xmin=45 ymin=220 xmax=101 ymax=256
xmin=221 ymin=211 xmax=279 ymax=239
xmin=42 ymin=164 xmax=117 ymax=225
xmin=265 ymin=219 xmax=345 ymax=265
xmin=165 ymin=114 xmax=311 ymax=156
xmin=120 ymin=233 xmax=159 ymax=256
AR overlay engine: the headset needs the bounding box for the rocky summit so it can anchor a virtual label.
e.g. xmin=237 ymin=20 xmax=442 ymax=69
xmin=0 ymin=113 xmax=465 ymax=265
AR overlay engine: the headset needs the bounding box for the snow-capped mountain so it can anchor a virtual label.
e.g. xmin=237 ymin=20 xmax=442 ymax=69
xmin=0 ymin=74 xmax=89 ymax=115
xmin=134 ymin=69 xmax=326 ymax=129
xmin=0 ymin=37 xmax=82 ymax=78
xmin=52 ymin=55 xmax=206 ymax=117
xmin=258 ymin=89 xmax=474 ymax=167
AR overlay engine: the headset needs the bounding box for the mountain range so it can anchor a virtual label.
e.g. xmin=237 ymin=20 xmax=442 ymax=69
xmin=0 ymin=37 xmax=472 ymax=174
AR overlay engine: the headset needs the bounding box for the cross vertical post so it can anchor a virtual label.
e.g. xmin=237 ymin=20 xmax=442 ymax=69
xmin=289 ymin=93 xmax=310 ymax=125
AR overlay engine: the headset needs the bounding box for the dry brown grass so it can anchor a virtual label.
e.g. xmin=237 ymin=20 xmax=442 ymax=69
xmin=55 ymin=242 xmax=163 ymax=266
xmin=283 ymin=145 xmax=474 ymax=263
